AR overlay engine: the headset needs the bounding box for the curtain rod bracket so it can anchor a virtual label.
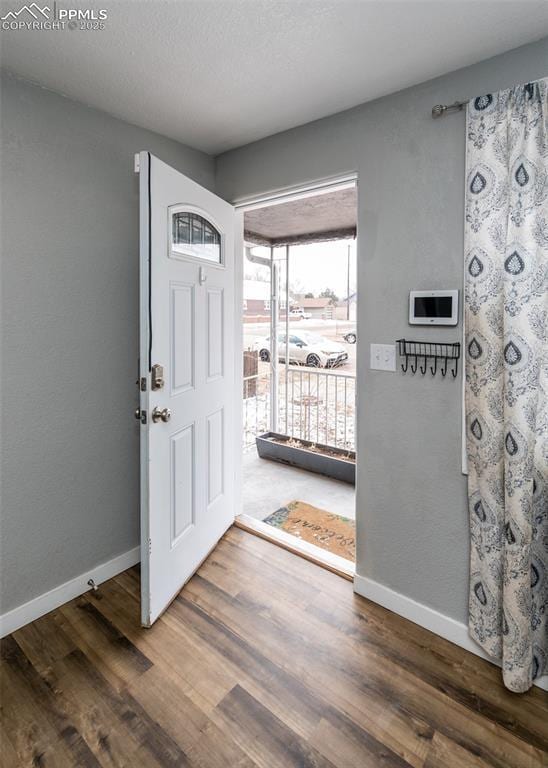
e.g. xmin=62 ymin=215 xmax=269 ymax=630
xmin=431 ymin=101 xmax=466 ymax=118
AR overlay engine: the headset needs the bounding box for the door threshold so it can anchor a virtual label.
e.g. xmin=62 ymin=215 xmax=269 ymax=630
xmin=234 ymin=514 xmax=354 ymax=581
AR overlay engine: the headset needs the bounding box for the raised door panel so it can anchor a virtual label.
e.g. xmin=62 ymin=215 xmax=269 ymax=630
xmin=207 ymin=408 xmax=224 ymax=507
xmin=207 ymin=287 xmax=224 ymax=381
xmin=170 ymin=282 xmax=195 ymax=395
xmin=171 ymin=425 xmax=195 ymax=546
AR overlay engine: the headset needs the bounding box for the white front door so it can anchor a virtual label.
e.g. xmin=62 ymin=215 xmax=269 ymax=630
xmin=138 ymin=152 xmax=236 ymax=626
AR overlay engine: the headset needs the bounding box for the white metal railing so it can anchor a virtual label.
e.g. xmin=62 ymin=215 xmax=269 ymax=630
xmin=243 ymin=370 xmax=271 ymax=449
xmin=243 ymin=366 xmax=355 ymax=452
xmin=284 ymin=368 xmax=355 ymax=450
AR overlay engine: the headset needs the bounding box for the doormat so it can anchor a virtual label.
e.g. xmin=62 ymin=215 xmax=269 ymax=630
xmin=263 ymin=501 xmax=355 ymax=561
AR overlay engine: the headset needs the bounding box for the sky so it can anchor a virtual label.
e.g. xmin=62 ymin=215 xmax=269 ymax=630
xmin=246 ymin=239 xmax=357 ymax=300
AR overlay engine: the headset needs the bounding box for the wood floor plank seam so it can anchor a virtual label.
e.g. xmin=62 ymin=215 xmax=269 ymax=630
xmin=173 ymin=592 xmax=416 ymax=767
xmin=1 ymin=527 xmax=547 ymax=768
xmin=1 ymin=636 xmax=103 ymax=768
xmin=179 ymin=542 xmax=548 ymax=768
xmin=108 ymin=532 xmax=548 ymax=764
xmin=303 ymin=599 xmax=548 ymax=752
xmin=181 ymin=564 xmax=544 ymax=768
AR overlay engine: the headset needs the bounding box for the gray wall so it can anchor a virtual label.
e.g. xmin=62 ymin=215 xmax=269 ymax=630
xmin=2 ymin=39 xmax=546 ymax=623
xmin=216 ymin=38 xmax=548 ymax=624
xmin=0 ymin=72 xmax=215 ymax=613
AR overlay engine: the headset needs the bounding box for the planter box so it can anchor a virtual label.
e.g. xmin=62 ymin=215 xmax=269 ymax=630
xmin=255 ymin=432 xmax=355 ymax=485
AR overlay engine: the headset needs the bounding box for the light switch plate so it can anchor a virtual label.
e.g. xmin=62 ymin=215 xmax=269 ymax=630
xmin=370 ymin=343 xmax=396 ymax=371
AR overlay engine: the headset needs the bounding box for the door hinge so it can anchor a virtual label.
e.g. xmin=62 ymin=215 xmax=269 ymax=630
xmin=134 ymin=153 xmax=140 ymax=173
xmin=140 ymin=377 xmax=147 ymax=391
xmin=148 ymin=538 xmax=151 ymax=555
xmin=134 ymin=408 xmax=147 ymax=424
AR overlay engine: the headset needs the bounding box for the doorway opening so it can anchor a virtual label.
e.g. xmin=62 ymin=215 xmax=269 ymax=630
xmin=237 ymin=180 xmax=358 ymax=576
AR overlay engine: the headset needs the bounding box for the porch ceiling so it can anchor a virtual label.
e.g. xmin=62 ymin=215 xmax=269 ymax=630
xmin=244 ymin=187 xmax=357 ymax=247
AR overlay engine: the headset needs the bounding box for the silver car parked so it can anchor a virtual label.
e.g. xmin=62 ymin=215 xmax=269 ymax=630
xmin=255 ymin=331 xmax=348 ymax=368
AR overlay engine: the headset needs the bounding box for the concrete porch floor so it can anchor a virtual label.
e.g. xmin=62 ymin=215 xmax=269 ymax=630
xmin=241 ymin=448 xmax=355 ymax=521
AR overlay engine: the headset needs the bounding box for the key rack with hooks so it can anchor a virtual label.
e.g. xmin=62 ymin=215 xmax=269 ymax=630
xmin=397 ymin=339 xmax=461 ymax=378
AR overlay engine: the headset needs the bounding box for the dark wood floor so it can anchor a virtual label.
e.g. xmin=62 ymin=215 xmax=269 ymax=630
xmin=1 ymin=527 xmax=547 ymax=768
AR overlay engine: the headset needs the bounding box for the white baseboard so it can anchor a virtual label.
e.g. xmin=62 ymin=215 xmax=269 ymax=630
xmin=354 ymin=574 xmax=548 ymax=692
xmin=3 ymin=553 xmax=546 ymax=693
xmin=0 ymin=546 xmax=141 ymax=638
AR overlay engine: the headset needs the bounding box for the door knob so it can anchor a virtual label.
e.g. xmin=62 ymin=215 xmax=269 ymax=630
xmin=152 ymin=407 xmax=171 ymax=423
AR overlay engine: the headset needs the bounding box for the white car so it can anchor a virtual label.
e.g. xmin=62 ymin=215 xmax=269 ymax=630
xmin=255 ymin=331 xmax=348 ymax=368
xmin=289 ymin=308 xmax=312 ymax=319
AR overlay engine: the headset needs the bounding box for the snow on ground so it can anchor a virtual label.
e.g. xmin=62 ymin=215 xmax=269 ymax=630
xmin=243 ymin=368 xmax=355 ymax=451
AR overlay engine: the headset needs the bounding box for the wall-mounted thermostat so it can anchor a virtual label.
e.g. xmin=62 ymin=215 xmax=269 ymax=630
xmin=409 ymin=289 xmax=459 ymax=326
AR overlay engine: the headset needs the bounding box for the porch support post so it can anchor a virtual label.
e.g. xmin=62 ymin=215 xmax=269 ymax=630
xmin=270 ymin=247 xmax=279 ymax=432
xmin=346 ymin=242 xmax=351 ymax=321
xmin=285 ymin=245 xmax=290 ymax=435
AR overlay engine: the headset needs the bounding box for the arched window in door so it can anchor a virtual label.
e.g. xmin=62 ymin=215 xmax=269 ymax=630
xmin=171 ymin=211 xmax=222 ymax=264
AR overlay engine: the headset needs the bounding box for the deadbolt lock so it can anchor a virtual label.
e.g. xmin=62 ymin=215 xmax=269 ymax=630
xmin=151 ymin=363 xmax=164 ymax=391
xmin=152 ymin=407 xmax=171 ymax=424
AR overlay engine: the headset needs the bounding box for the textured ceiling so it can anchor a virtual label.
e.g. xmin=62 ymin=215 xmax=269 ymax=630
xmin=1 ymin=1 xmax=547 ymax=154
xmin=244 ymin=187 xmax=357 ymax=245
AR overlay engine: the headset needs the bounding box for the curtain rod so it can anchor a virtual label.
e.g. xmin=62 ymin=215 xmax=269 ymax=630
xmin=431 ymin=100 xmax=467 ymax=118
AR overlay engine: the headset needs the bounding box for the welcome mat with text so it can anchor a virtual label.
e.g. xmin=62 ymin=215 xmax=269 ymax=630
xmin=263 ymin=500 xmax=355 ymax=561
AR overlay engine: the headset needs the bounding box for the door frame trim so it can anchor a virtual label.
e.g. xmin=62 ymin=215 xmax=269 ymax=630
xmin=233 ymin=173 xmax=358 ymax=213
xmin=233 ymin=209 xmax=244 ymax=519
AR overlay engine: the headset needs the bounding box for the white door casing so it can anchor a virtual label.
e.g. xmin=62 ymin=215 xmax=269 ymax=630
xmin=138 ymin=152 xmax=236 ymax=626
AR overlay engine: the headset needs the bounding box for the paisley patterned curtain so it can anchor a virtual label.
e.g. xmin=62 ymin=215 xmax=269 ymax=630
xmin=465 ymin=78 xmax=548 ymax=693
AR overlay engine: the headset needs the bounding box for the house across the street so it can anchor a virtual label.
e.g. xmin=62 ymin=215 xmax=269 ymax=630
xmin=243 ymin=278 xmax=270 ymax=321
xmin=336 ymin=292 xmax=357 ymax=321
xmin=297 ymin=297 xmax=334 ymax=319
